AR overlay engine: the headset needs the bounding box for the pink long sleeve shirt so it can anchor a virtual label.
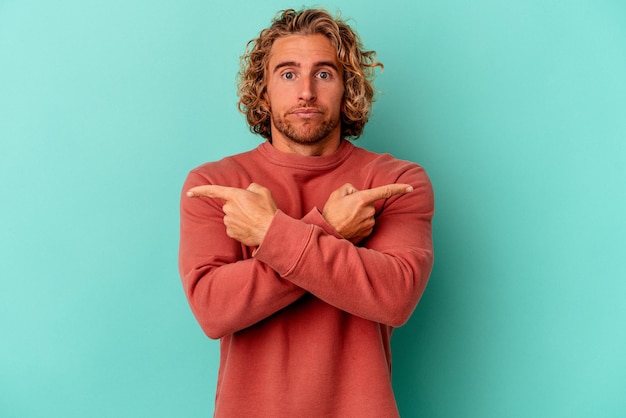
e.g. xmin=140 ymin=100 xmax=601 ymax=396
xmin=179 ymin=140 xmax=434 ymax=417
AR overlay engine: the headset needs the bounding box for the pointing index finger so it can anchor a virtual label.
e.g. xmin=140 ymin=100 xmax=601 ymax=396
xmin=359 ymin=183 xmax=413 ymax=205
xmin=186 ymin=185 xmax=239 ymax=200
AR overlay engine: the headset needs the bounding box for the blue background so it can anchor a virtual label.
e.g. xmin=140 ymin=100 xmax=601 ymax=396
xmin=1 ymin=1 xmax=625 ymax=416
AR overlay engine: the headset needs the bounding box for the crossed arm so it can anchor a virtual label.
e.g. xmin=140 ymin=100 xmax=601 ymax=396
xmin=180 ymin=174 xmax=433 ymax=339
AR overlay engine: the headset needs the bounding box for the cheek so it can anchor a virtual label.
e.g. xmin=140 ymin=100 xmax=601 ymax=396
xmin=265 ymin=85 xmax=289 ymax=106
xmin=334 ymin=84 xmax=345 ymax=101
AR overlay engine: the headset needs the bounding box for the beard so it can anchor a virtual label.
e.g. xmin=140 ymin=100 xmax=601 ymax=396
xmin=271 ymin=107 xmax=340 ymax=145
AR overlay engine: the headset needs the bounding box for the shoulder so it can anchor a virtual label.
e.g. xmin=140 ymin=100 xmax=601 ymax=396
xmin=349 ymin=144 xmax=429 ymax=183
xmin=191 ymin=147 xmax=258 ymax=174
xmin=185 ymin=146 xmax=262 ymax=187
xmin=347 ymin=144 xmax=433 ymax=212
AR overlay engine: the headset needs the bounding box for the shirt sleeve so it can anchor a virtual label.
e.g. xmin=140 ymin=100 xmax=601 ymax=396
xmin=178 ymin=170 xmax=306 ymax=339
xmin=253 ymin=164 xmax=435 ymax=327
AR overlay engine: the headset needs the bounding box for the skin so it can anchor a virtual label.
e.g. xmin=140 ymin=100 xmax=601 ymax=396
xmin=264 ymin=34 xmax=345 ymax=157
xmin=188 ymin=34 xmax=413 ymax=245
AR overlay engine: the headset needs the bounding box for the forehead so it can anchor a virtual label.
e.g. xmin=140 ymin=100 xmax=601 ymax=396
xmin=268 ymin=34 xmax=339 ymax=68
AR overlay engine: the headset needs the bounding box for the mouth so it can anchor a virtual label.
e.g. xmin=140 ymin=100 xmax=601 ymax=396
xmin=290 ymin=108 xmax=323 ymax=118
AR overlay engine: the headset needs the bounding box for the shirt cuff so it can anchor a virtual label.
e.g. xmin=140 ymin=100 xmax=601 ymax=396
xmin=253 ymin=210 xmax=313 ymax=277
xmin=301 ymin=208 xmax=344 ymax=239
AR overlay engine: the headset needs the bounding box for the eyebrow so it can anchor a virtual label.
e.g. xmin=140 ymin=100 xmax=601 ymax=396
xmin=272 ymin=61 xmax=340 ymax=73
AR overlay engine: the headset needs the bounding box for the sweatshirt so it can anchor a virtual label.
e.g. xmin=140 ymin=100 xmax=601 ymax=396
xmin=179 ymin=139 xmax=434 ymax=417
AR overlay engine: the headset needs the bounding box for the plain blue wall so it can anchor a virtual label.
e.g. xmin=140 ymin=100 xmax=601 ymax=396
xmin=1 ymin=1 xmax=624 ymax=417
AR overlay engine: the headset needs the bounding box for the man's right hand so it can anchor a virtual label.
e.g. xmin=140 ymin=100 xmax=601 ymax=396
xmin=322 ymin=183 xmax=413 ymax=244
xmin=186 ymin=183 xmax=278 ymax=247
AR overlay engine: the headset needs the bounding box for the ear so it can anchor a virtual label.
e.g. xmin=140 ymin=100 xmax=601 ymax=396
xmin=260 ymin=92 xmax=271 ymax=112
xmin=340 ymin=97 xmax=347 ymax=116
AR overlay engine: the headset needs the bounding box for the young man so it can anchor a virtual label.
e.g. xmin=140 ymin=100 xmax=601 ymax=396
xmin=179 ymin=8 xmax=434 ymax=417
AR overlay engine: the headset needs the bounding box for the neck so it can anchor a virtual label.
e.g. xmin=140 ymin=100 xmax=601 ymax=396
xmin=270 ymin=133 xmax=342 ymax=157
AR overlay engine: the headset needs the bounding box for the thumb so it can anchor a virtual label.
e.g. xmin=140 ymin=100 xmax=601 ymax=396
xmin=335 ymin=183 xmax=359 ymax=197
xmin=246 ymin=182 xmax=266 ymax=194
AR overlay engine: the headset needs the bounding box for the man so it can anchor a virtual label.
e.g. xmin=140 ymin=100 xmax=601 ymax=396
xmin=179 ymin=8 xmax=434 ymax=417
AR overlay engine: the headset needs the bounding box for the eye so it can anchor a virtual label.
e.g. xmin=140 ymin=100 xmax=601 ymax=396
xmin=317 ymin=71 xmax=331 ymax=79
xmin=282 ymin=71 xmax=295 ymax=80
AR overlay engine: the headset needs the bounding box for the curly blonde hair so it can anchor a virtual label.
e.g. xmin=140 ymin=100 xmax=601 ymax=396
xmin=237 ymin=8 xmax=383 ymax=140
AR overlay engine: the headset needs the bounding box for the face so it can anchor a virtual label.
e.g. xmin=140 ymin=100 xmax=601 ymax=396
xmin=264 ymin=34 xmax=345 ymax=155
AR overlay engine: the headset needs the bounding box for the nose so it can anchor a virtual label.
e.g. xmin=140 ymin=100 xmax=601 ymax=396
xmin=299 ymin=76 xmax=316 ymax=103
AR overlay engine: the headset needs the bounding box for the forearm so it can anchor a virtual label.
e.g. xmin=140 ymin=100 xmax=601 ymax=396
xmin=180 ymin=256 xmax=305 ymax=339
xmin=254 ymin=208 xmax=433 ymax=327
xmin=179 ymin=172 xmax=305 ymax=339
